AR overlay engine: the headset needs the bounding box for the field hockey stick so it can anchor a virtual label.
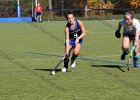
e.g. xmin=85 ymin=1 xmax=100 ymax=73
xmin=127 ymin=45 xmax=136 ymax=71
xmin=51 ymin=53 xmax=67 ymax=75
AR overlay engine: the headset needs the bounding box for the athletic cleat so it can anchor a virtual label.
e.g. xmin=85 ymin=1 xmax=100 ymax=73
xmin=61 ymin=67 xmax=67 ymax=72
xmin=121 ymin=53 xmax=126 ymax=60
xmin=71 ymin=60 xmax=76 ymax=68
xmin=121 ymin=51 xmax=128 ymax=60
xmin=134 ymin=64 xmax=140 ymax=68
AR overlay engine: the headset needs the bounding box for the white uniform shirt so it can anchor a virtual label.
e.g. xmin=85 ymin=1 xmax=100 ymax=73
xmin=120 ymin=18 xmax=140 ymax=35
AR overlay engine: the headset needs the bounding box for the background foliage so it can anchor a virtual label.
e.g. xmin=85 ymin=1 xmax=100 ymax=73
xmin=0 ymin=0 xmax=140 ymax=17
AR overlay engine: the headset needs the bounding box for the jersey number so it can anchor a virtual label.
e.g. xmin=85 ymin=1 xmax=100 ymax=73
xmin=74 ymin=33 xmax=78 ymax=39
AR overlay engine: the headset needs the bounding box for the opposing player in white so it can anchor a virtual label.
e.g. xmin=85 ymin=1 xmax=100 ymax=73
xmin=115 ymin=11 xmax=140 ymax=68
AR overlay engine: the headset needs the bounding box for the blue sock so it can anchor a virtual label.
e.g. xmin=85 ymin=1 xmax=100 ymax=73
xmin=133 ymin=53 xmax=140 ymax=67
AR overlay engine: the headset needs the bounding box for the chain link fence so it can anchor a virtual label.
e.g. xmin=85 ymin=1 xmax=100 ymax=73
xmin=43 ymin=8 xmax=140 ymax=21
xmin=0 ymin=0 xmax=140 ymax=21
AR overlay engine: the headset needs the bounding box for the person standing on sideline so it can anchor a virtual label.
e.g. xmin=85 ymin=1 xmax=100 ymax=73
xmin=61 ymin=10 xmax=86 ymax=72
xmin=35 ymin=3 xmax=42 ymax=22
xmin=115 ymin=11 xmax=140 ymax=68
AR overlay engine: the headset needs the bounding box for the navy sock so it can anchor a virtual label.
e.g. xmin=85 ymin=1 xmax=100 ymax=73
xmin=64 ymin=59 xmax=69 ymax=69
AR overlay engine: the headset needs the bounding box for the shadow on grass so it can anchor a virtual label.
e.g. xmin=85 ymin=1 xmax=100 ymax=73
xmin=34 ymin=68 xmax=62 ymax=75
xmin=28 ymin=52 xmax=134 ymax=73
xmin=91 ymin=64 xmax=126 ymax=72
xmin=34 ymin=68 xmax=71 ymax=75
xmin=34 ymin=68 xmax=61 ymax=72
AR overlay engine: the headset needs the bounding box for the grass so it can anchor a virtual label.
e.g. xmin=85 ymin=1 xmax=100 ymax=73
xmin=0 ymin=20 xmax=140 ymax=100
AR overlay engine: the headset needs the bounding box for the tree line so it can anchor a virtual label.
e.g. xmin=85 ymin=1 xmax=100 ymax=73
xmin=0 ymin=0 xmax=140 ymax=17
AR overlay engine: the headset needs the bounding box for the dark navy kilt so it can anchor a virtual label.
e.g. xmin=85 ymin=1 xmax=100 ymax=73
xmin=123 ymin=32 xmax=136 ymax=40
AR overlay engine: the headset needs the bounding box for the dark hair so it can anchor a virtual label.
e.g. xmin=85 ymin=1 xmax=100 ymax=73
xmin=67 ymin=10 xmax=73 ymax=15
xmin=124 ymin=11 xmax=135 ymax=19
xmin=66 ymin=10 xmax=74 ymax=19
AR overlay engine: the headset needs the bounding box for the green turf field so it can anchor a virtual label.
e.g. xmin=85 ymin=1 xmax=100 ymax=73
xmin=0 ymin=20 xmax=140 ymax=100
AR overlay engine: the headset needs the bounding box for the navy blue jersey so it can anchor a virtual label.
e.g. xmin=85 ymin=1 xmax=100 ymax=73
xmin=66 ymin=20 xmax=82 ymax=39
xmin=66 ymin=20 xmax=83 ymax=46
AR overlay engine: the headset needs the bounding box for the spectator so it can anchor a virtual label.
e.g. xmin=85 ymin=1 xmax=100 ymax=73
xmin=35 ymin=3 xmax=42 ymax=22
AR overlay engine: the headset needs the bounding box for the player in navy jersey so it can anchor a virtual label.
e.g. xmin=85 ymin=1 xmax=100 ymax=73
xmin=61 ymin=10 xmax=86 ymax=72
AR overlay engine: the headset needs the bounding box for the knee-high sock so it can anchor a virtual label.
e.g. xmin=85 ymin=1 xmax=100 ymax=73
xmin=71 ymin=54 xmax=78 ymax=61
xmin=133 ymin=53 xmax=140 ymax=66
xmin=64 ymin=59 xmax=69 ymax=69
xmin=123 ymin=48 xmax=129 ymax=54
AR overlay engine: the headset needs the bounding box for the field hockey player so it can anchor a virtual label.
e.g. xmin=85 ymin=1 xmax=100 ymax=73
xmin=61 ymin=10 xmax=86 ymax=72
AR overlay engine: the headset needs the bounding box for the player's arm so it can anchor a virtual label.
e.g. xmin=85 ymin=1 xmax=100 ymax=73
xmin=65 ymin=27 xmax=70 ymax=54
xmin=134 ymin=21 xmax=140 ymax=45
xmin=117 ymin=22 xmax=122 ymax=31
xmin=115 ymin=22 xmax=122 ymax=38
xmin=133 ymin=31 xmax=140 ymax=51
xmin=135 ymin=31 xmax=140 ymax=44
xmin=75 ymin=20 xmax=86 ymax=44
xmin=40 ymin=7 xmax=43 ymax=14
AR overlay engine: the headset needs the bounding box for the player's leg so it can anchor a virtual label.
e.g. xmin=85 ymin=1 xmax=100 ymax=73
xmin=121 ymin=36 xmax=130 ymax=60
xmin=36 ymin=13 xmax=39 ymax=22
xmin=61 ymin=45 xmax=73 ymax=72
xmin=38 ymin=12 xmax=42 ymax=22
xmin=39 ymin=15 xmax=42 ymax=22
xmin=133 ymin=39 xmax=140 ymax=68
xmin=71 ymin=43 xmax=81 ymax=67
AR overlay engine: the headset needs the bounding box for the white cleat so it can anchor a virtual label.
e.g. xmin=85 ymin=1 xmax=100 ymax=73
xmin=71 ymin=61 xmax=76 ymax=68
xmin=61 ymin=67 xmax=67 ymax=72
